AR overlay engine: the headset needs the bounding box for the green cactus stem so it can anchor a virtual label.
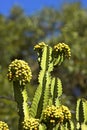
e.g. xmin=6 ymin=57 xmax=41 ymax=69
xmin=30 ymin=44 xmax=53 ymax=118
xmin=76 ymin=98 xmax=87 ymax=129
xmin=50 ymin=77 xmax=63 ymax=106
xmin=7 ymin=59 xmax=32 ymax=130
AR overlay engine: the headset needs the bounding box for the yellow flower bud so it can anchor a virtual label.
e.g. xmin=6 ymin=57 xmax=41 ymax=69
xmin=0 ymin=121 xmax=9 ymax=130
xmin=7 ymin=59 xmax=32 ymax=85
xmin=34 ymin=42 xmax=47 ymax=51
xmin=23 ymin=118 xmax=39 ymax=130
xmin=53 ymin=43 xmax=71 ymax=59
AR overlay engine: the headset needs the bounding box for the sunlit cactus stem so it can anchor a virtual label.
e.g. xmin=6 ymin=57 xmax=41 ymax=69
xmin=30 ymin=42 xmax=53 ymax=118
xmin=76 ymin=98 xmax=87 ymax=129
xmin=7 ymin=59 xmax=32 ymax=130
xmin=13 ymin=81 xmax=30 ymax=130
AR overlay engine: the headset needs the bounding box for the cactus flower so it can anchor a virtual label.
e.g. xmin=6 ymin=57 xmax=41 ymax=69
xmin=7 ymin=59 xmax=32 ymax=85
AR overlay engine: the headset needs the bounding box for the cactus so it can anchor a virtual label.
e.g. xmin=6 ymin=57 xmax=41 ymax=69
xmin=7 ymin=59 xmax=32 ymax=130
xmin=29 ymin=42 xmax=72 ymax=129
xmin=1 ymin=41 xmax=86 ymax=130
xmin=30 ymin=42 xmax=70 ymax=119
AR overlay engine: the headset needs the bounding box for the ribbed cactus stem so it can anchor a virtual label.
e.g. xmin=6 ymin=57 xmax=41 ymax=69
xmin=13 ymin=81 xmax=29 ymax=130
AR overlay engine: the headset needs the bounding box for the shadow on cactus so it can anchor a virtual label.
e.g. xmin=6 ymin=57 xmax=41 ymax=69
xmin=1 ymin=42 xmax=87 ymax=130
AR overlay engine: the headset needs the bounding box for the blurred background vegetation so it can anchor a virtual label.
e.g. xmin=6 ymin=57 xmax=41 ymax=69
xmin=0 ymin=1 xmax=87 ymax=130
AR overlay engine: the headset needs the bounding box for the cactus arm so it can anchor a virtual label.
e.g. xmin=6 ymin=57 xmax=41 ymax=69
xmin=13 ymin=82 xmax=24 ymax=130
xmin=55 ymin=78 xmax=63 ymax=106
xmin=76 ymin=98 xmax=84 ymax=124
xmin=13 ymin=81 xmax=29 ymax=130
xmin=30 ymin=45 xmax=54 ymax=119
xmin=30 ymin=46 xmax=49 ymax=118
xmin=30 ymin=84 xmax=42 ymax=117
xmin=42 ymin=71 xmax=51 ymax=110
xmin=36 ymin=53 xmax=52 ymax=118
xmin=76 ymin=98 xmax=87 ymax=129
xmin=7 ymin=59 xmax=32 ymax=130
xmin=76 ymin=98 xmax=87 ymax=123
xmin=42 ymin=46 xmax=53 ymax=110
xmin=50 ymin=77 xmax=63 ymax=106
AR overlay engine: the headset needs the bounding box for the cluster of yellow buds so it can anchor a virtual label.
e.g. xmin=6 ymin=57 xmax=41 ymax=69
xmin=53 ymin=43 xmax=71 ymax=59
xmin=7 ymin=59 xmax=32 ymax=85
xmin=0 ymin=121 xmax=9 ymax=130
xmin=42 ymin=105 xmax=64 ymax=126
xmin=34 ymin=42 xmax=47 ymax=51
xmin=61 ymin=105 xmax=71 ymax=123
xmin=23 ymin=118 xmax=39 ymax=130
xmin=42 ymin=105 xmax=71 ymax=126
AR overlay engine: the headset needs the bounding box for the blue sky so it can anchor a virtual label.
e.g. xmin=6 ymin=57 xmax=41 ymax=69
xmin=0 ymin=0 xmax=87 ymax=16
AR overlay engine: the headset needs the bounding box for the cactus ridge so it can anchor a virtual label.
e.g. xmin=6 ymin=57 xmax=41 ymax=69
xmin=50 ymin=77 xmax=63 ymax=106
xmin=21 ymin=87 xmax=29 ymax=119
xmin=57 ymin=78 xmax=63 ymax=98
xmin=76 ymin=98 xmax=84 ymax=123
xmin=76 ymin=98 xmax=87 ymax=130
xmin=30 ymin=46 xmax=48 ymax=118
xmin=83 ymin=99 xmax=87 ymax=123
xmin=42 ymin=47 xmax=53 ymax=111
xmin=30 ymin=84 xmax=42 ymax=117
